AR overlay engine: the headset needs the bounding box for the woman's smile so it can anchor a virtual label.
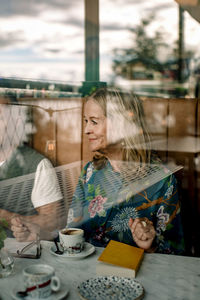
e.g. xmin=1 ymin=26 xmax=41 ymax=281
xmin=84 ymin=99 xmax=107 ymax=152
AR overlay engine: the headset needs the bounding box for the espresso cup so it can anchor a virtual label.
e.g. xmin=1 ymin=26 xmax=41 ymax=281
xmin=59 ymin=227 xmax=84 ymax=254
xmin=23 ymin=264 xmax=60 ymax=299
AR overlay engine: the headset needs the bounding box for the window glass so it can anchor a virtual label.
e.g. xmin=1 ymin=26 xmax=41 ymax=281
xmin=0 ymin=0 xmax=199 ymax=258
xmin=0 ymin=0 xmax=84 ymax=82
xmin=100 ymin=0 xmax=200 ymax=98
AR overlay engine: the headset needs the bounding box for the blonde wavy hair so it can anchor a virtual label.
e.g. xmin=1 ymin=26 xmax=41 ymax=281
xmin=85 ymin=87 xmax=151 ymax=172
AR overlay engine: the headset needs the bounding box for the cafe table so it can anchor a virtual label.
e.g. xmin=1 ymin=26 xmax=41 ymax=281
xmin=0 ymin=239 xmax=200 ymax=300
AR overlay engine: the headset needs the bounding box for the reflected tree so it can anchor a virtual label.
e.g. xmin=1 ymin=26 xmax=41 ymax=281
xmin=112 ymin=14 xmax=167 ymax=80
xmin=112 ymin=14 xmax=194 ymax=83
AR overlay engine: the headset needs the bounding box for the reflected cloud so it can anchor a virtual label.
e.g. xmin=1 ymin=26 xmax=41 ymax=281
xmin=146 ymin=2 xmax=175 ymax=11
xmin=101 ymin=23 xmax=129 ymax=31
xmin=0 ymin=0 xmax=78 ymax=17
xmin=58 ymin=16 xmax=83 ymax=28
xmin=0 ymin=31 xmax=24 ymax=48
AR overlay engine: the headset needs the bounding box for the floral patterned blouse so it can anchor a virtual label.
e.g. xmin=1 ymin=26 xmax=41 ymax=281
xmin=68 ymin=159 xmax=185 ymax=254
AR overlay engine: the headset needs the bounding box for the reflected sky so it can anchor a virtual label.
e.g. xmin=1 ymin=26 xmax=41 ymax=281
xmin=0 ymin=0 xmax=199 ymax=82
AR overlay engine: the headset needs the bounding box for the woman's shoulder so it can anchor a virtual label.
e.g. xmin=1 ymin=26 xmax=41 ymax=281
xmin=150 ymin=155 xmax=177 ymax=182
xmin=145 ymin=158 xmax=177 ymax=198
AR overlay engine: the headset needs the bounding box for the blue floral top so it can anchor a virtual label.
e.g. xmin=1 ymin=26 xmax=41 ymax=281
xmin=68 ymin=160 xmax=185 ymax=254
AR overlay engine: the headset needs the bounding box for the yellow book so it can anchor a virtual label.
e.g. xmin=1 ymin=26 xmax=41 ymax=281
xmin=96 ymin=240 xmax=144 ymax=278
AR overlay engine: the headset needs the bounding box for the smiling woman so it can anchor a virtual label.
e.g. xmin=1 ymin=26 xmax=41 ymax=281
xmin=67 ymin=87 xmax=185 ymax=254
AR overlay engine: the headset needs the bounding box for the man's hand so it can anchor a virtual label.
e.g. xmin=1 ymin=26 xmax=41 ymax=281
xmin=0 ymin=209 xmax=16 ymax=226
xmin=11 ymin=217 xmax=40 ymax=242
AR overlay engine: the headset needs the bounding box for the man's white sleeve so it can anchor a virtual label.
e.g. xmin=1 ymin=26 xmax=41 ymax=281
xmin=31 ymin=158 xmax=63 ymax=208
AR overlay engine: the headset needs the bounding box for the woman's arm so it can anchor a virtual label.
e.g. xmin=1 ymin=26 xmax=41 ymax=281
xmin=154 ymin=175 xmax=185 ymax=255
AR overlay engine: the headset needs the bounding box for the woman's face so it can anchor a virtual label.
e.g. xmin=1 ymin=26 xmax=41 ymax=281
xmin=84 ymin=99 xmax=107 ymax=152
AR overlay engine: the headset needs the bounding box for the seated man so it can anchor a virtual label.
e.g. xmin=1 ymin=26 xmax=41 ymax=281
xmin=0 ymin=96 xmax=65 ymax=235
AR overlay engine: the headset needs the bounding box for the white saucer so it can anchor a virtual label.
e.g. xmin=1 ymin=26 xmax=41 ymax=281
xmin=12 ymin=283 xmax=69 ymax=300
xmin=50 ymin=242 xmax=95 ymax=260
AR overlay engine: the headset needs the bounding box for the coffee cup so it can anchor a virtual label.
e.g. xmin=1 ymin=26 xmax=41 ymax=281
xmin=23 ymin=264 xmax=60 ymax=299
xmin=59 ymin=227 xmax=84 ymax=254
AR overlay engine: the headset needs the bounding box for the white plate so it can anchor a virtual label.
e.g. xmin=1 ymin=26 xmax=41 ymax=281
xmin=77 ymin=276 xmax=144 ymax=300
xmin=50 ymin=242 xmax=95 ymax=260
xmin=12 ymin=282 xmax=69 ymax=300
